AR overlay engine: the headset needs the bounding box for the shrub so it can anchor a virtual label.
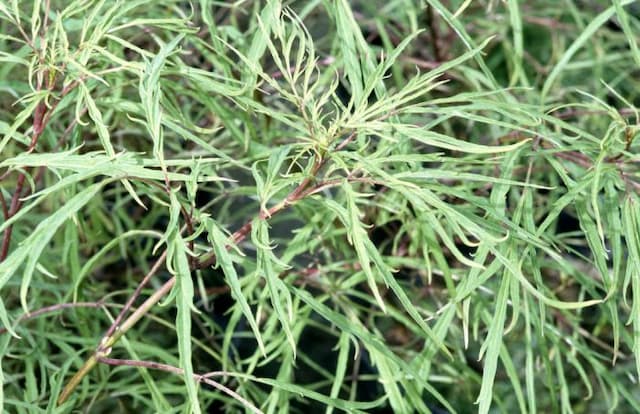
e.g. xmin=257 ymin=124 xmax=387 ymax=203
xmin=1 ymin=1 xmax=639 ymax=412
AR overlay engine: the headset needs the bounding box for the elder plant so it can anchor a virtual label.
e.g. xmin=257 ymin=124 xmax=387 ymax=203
xmin=0 ymin=0 xmax=639 ymax=413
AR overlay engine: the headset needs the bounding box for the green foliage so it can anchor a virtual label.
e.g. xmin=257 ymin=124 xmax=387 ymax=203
xmin=1 ymin=0 xmax=639 ymax=412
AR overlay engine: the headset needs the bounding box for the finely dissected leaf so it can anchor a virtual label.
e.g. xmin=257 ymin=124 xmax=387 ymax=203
xmin=289 ymin=286 xmax=455 ymax=414
xmin=492 ymin=248 xmax=602 ymax=310
xmin=541 ymin=0 xmax=637 ymax=98
xmin=82 ymin=82 xmax=145 ymax=207
xmin=0 ymin=299 xmax=17 ymax=339
xmin=371 ymin=123 xmax=530 ymax=154
xmin=253 ymin=145 xmax=294 ymax=214
xmin=613 ymin=0 xmax=640 ymax=68
xmin=366 ymin=346 xmax=411 ymax=412
xmin=0 ymin=183 xmax=103 ymax=313
xmin=252 ymin=219 xmax=296 ymax=355
xmin=243 ymin=0 xmax=281 ymax=88
xmin=332 ymin=0 xmax=378 ymax=106
xmin=225 ymin=371 xmax=384 ymax=412
xmin=168 ymin=229 xmax=201 ymax=414
xmin=81 ymin=83 xmax=115 ymax=157
xmin=1 ymin=1 xmax=639 ymax=412
xmin=623 ymin=195 xmax=640 ymax=381
xmin=422 ymin=0 xmax=501 ymax=92
xmin=507 ymin=0 xmax=526 ymax=86
xmin=156 ymin=188 xmax=183 ymax=257
xmin=340 ymin=184 xmax=387 ymax=312
xmin=499 ymin=344 xmax=527 ymax=413
xmin=326 ymin=331 xmax=350 ymax=414
xmin=476 ymin=264 xmax=510 ymax=414
xmin=205 ymin=217 xmax=265 ymax=355
xmin=139 ymin=33 xmax=185 ymax=173
xmin=325 ymin=185 xmax=452 ymax=358
xmin=0 ymin=151 xmax=228 ymax=184
xmin=0 ymin=153 xmax=228 ymax=240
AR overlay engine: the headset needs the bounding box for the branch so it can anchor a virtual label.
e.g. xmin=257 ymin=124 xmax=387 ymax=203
xmin=96 ymin=357 xmax=263 ymax=414
xmin=195 ymin=151 xmax=327 ymax=269
xmin=101 ymin=249 xmax=168 ymax=341
xmin=58 ymin=276 xmax=177 ymax=405
xmin=0 ymin=77 xmax=81 ymax=262
xmin=59 ymin=132 xmax=357 ymax=405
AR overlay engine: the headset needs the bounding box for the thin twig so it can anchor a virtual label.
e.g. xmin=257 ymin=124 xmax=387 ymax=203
xmin=425 ymin=5 xmax=444 ymax=62
xmin=97 ymin=357 xmax=263 ymax=414
xmin=0 ymin=77 xmax=82 ymax=262
xmin=59 ymin=130 xmax=359 ymax=404
xmin=0 ymin=191 xmax=8 ymax=221
xmin=198 ymin=132 xmax=358 ymax=270
xmin=541 ymin=139 xmax=640 ymax=193
xmin=58 ymin=276 xmax=177 ymax=405
xmin=552 ymin=107 xmax=637 ymax=120
xmin=0 ymin=96 xmax=47 ymax=261
xmin=1 ymin=166 xmax=29 ymax=261
xmin=101 ymin=250 xmax=168 ymax=341
xmin=195 ymin=152 xmax=326 ymax=269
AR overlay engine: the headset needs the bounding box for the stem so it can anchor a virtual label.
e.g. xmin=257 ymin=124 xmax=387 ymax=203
xmin=58 ymin=132 xmax=356 ymax=404
xmin=57 ymin=277 xmax=176 ymax=405
xmin=0 ymin=192 xmax=8 ymax=220
xmin=195 ymin=153 xmax=326 ymax=269
xmin=425 ymin=4 xmax=444 ymax=62
xmin=57 ymin=354 xmax=99 ymax=405
xmin=0 ymin=70 xmax=81 ymax=262
xmin=102 ymin=250 xmax=168 ymax=340
xmin=96 ymin=357 xmax=263 ymax=414
xmin=0 ymin=164 xmax=29 ymax=261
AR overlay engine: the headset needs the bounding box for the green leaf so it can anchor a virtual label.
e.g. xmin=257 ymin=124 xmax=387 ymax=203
xmin=204 ymin=217 xmax=265 ymax=355
xmin=325 ymin=184 xmax=452 ymax=359
xmin=252 ymin=218 xmax=296 ymax=355
xmin=623 ymin=195 xmax=640 ymax=381
xmin=0 ymin=183 xmax=104 ymax=313
xmin=476 ymin=264 xmax=510 ymax=414
xmin=168 ymin=229 xmax=201 ymax=414
xmin=289 ymin=286 xmax=456 ymax=414
xmin=541 ymin=0 xmax=637 ymax=99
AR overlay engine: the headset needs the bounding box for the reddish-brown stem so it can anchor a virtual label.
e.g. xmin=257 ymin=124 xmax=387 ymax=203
xmin=540 ymin=140 xmax=640 ymax=193
xmin=523 ymin=15 xmax=571 ymax=30
xmin=399 ymin=56 xmax=440 ymax=69
xmin=552 ymin=107 xmax=636 ymax=120
xmin=425 ymin=5 xmax=444 ymax=62
xmin=101 ymin=249 xmax=168 ymax=342
xmin=42 ymin=0 xmax=51 ymax=37
xmin=58 ymin=277 xmax=179 ymax=407
xmin=0 ymin=173 xmax=27 ymax=261
xmin=96 ymin=357 xmax=262 ymax=414
xmin=197 ymin=133 xmax=358 ymax=270
xmin=196 ymin=152 xmax=327 ymax=269
xmin=0 ymin=76 xmax=82 ymax=262
xmin=0 ymin=111 xmax=43 ymax=261
xmin=0 ymin=192 xmax=8 ymax=221
xmin=59 ymin=131 xmax=358 ymax=404
xmin=334 ymin=131 xmax=357 ymax=152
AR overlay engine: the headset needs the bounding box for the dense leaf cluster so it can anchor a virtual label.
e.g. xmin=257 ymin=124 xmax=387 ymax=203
xmin=1 ymin=1 xmax=639 ymax=412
